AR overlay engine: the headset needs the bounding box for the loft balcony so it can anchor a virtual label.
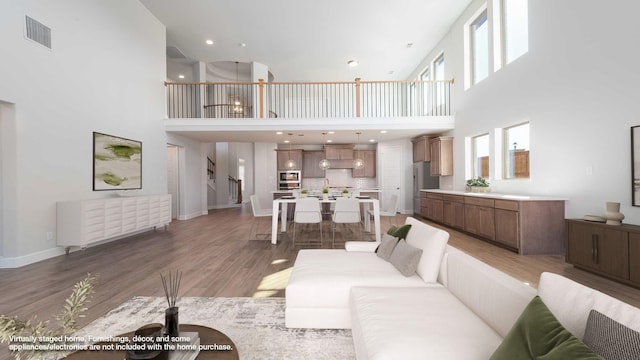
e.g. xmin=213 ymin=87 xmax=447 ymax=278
xmin=165 ymin=79 xmax=453 ymax=119
xmin=163 ymin=79 xmax=455 ymax=143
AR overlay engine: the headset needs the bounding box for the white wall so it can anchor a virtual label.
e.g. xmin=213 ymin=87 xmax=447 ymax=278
xmin=254 ymin=142 xmax=278 ymax=206
xmin=410 ymin=0 xmax=640 ymax=222
xmin=0 ymin=0 xmax=166 ymax=267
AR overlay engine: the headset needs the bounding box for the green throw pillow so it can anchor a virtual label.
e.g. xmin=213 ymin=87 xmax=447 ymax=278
xmin=376 ymin=225 xmax=412 ymax=253
xmin=387 ymin=224 xmax=411 ymax=240
xmin=490 ymin=296 xmax=603 ymax=360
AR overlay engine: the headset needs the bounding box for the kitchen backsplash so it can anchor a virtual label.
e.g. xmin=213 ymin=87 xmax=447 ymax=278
xmin=301 ymin=169 xmax=377 ymax=190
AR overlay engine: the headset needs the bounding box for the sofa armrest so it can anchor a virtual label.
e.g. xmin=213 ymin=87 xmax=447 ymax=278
xmin=344 ymin=241 xmax=379 ymax=252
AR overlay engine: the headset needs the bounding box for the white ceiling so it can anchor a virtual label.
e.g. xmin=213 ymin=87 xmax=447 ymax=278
xmin=140 ymin=0 xmax=469 ymax=144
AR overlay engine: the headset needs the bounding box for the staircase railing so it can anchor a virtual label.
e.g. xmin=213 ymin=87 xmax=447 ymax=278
xmin=207 ymin=157 xmax=215 ymax=179
xmin=228 ymin=176 xmax=242 ymax=204
xmin=165 ymin=78 xmax=453 ymax=119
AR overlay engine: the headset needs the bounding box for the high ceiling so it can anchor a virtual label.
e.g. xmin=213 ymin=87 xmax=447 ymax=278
xmin=140 ymin=0 xmax=470 ymax=145
xmin=140 ymin=0 xmax=472 ymax=82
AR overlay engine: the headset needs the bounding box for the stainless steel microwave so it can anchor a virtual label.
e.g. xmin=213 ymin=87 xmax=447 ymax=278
xmin=278 ymin=170 xmax=301 ymax=183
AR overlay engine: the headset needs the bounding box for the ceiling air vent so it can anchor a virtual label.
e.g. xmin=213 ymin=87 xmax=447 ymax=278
xmin=25 ymin=15 xmax=52 ymax=49
xmin=166 ymin=46 xmax=186 ymax=59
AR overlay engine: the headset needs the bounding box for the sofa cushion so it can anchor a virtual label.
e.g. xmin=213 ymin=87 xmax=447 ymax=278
xmin=387 ymin=224 xmax=412 ymax=240
xmin=489 ymin=296 xmax=602 ymax=360
xmin=403 ymin=217 xmax=449 ymax=282
xmin=375 ymin=233 xmax=399 ymax=260
xmin=350 ymin=287 xmax=503 ymax=360
xmin=286 ymin=250 xmax=436 ymax=310
xmin=445 ymin=250 xmax=536 ymax=337
xmin=388 ymin=239 xmax=422 ymax=276
xmin=583 ymin=309 xmax=640 ymax=360
xmin=538 ymin=272 xmax=640 ymax=340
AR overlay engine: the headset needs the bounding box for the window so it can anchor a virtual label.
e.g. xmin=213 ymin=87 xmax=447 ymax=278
xmin=503 ymin=0 xmax=528 ymax=64
xmin=472 ymin=134 xmax=490 ymax=178
xmin=433 ymin=54 xmax=445 ymax=106
xmin=503 ymin=123 xmax=530 ymax=179
xmin=420 ymin=68 xmax=431 ymax=115
xmin=471 ymin=10 xmax=489 ymax=84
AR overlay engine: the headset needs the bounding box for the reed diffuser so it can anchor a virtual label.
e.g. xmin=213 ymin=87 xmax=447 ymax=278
xmin=160 ymin=270 xmax=182 ymax=337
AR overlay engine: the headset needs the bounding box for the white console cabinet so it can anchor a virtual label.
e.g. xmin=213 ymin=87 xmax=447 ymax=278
xmin=57 ymin=194 xmax=171 ymax=249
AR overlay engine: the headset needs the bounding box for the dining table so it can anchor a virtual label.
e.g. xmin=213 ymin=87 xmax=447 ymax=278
xmin=271 ymin=196 xmax=381 ymax=245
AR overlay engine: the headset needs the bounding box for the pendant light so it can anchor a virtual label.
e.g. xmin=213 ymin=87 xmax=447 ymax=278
xmin=353 ymin=132 xmax=365 ymax=170
xmin=285 ymin=133 xmax=296 ymax=169
xmin=319 ymin=132 xmax=331 ymax=170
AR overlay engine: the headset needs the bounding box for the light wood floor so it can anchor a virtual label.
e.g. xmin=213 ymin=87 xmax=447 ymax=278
xmin=1 ymin=205 xmax=640 ymax=359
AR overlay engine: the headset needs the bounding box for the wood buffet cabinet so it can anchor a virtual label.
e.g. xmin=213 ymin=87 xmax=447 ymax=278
xmin=421 ymin=190 xmax=566 ymax=255
xmin=566 ymin=219 xmax=640 ymax=287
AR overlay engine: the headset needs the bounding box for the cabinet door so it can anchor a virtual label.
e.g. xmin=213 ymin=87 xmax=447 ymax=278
xmin=567 ymin=221 xmax=629 ymax=279
xmin=412 ymin=137 xmax=430 ymax=162
xmin=630 ymin=233 xmax=640 ymax=284
xmin=277 ymin=150 xmax=302 ymax=170
xmin=303 ymin=151 xmax=325 ymax=178
xmin=495 ymin=209 xmax=519 ymax=249
xmin=478 ymin=206 xmax=495 ymax=240
xmin=464 ymin=204 xmax=480 ymax=234
xmin=353 ymin=150 xmax=376 ymax=177
xmin=430 ymin=140 xmax=441 ymax=175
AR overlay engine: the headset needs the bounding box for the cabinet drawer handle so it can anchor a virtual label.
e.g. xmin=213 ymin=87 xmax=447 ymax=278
xmin=591 ymin=234 xmax=599 ymax=264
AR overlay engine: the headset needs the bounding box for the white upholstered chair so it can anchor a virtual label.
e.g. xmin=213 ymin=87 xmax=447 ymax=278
xmin=332 ymin=197 xmax=362 ymax=247
xmin=250 ymin=195 xmax=279 ymax=239
xmin=367 ymin=194 xmax=398 ymax=228
xmin=293 ymin=197 xmax=323 ymax=246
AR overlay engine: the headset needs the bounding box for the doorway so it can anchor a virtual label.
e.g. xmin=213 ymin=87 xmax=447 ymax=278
xmin=380 ymin=145 xmax=404 ymax=214
xmin=166 ymin=144 xmax=181 ymax=220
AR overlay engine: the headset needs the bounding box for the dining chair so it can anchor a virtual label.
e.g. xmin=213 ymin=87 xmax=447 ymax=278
xmin=250 ymin=195 xmax=279 ymax=239
xmin=367 ymin=194 xmax=398 ymax=229
xmin=332 ymin=197 xmax=362 ymax=247
xmin=293 ymin=197 xmax=323 ymax=247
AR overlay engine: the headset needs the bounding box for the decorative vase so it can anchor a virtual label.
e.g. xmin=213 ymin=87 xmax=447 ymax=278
xmin=603 ymin=202 xmax=624 ymax=225
xmin=165 ymin=306 xmax=179 ymax=337
xmin=322 ymin=193 xmax=329 ymax=200
xmin=469 ymin=186 xmax=491 ymax=193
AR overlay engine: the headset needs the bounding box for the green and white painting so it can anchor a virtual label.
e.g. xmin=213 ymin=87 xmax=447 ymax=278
xmin=93 ymin=132 xmax=142 ymax=190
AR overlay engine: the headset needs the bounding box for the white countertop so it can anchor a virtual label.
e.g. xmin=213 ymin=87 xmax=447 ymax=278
xmin=420 ymin=189 xmax=567 ymax=201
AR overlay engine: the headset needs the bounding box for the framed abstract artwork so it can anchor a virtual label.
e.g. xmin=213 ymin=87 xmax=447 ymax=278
xmin=93 ymin=132 xmax=142 ymax=191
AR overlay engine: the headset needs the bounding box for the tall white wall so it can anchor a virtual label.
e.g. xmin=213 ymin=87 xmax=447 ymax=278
xmin=0 ymin=0 xmax=166 ymax=267
xmin=410 ymin=0 xmax=640 ymax=222
xmin=254 ymin=143 xmax=278 ymax=206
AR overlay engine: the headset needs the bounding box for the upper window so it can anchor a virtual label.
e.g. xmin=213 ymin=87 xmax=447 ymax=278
xmin=503 ymin=0 xmax=529 ymax=64
xmin=471 ymin=10 xmax=489 ymax=85
xmin=433 ymin=54 xmax=446 ymax=106
xmin=503 ymin=123 xmax=530 ymax=179
xmin=472 ymin=134 xmax=490 ymax=178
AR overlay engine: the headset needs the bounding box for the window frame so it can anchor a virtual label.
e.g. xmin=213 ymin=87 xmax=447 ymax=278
xmin=502 ymin=122 xmax=530 ymax=180
xmin=470 ymin=8 xmax=490 ymax=85
xmin=471 ymin=133 xmax=491 ymax=179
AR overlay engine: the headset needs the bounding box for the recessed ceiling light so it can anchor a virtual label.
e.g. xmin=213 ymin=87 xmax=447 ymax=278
xmin=239 ymin=43 xmax=247 ymax=47
xmin=347 ymin=60 xmax=359 ymax=67
xmin=327 ymin=140 xmax=333 ymax=143
xmin=276 ymin=131 xmax=283 ymax=135
xmin=369 ymin=139 xmax=376 ymax=142
xmin=388 ymin=70 xmax=395 ymax=75
xmin=328 ymin=131 xmax=335 ymax=134
xmin=380 ymin=130 xmax=387 ymax=134
xmin=205 ymin=39 xmax=214 ymax=45
xmin=178 ymin=75 xmax=185 ymax=79
xmin=406 ymin=43 xmax=414 ymax=48
xmin=284 ymin=140 xmax=290 ymax=143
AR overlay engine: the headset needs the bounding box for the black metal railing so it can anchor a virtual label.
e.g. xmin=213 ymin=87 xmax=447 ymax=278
xmin=165 ymin=79 xmax=453 ymax=119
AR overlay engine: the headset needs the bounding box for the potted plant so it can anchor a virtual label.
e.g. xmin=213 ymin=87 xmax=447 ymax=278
xmin=322 ymin=187 xmax=329 ymax=200
xmin=300 ymin=189 xmax=308 ymax=198
xmin=466 ymin=177 xmax=491 ymax=193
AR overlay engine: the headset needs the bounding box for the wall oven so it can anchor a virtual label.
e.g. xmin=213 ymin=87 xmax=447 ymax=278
xmin=278 ymin=170 xmax=301 ymax=190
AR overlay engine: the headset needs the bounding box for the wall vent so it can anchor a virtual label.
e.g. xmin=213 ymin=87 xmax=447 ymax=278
xmin=25 ymin=15 xmax=52 ymax=49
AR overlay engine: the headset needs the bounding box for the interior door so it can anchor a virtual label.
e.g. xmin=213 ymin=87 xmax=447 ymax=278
xmin=380 ymin=145 xmax=403 ymax=214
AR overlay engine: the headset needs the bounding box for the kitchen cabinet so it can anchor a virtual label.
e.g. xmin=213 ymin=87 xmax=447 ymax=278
xmin=302 ymin=150 xmax=325 ymax=178
xmin=442 ymin=194 xmax=464 ymax=230
xmin=464 ymin=197 xmax=495 ymax=240
xmin=324 ymin=145 xmax=354 ymax=160
xmin=411 ymin=135 xmax=431 ymax=163
xmin=567 ymin=220 xmax=630 ymax=281
xmin=429 ymin=136 xmax=453 ymax=176
xmin=630 ymin=234 xmax=640 ymax=284
xmin=352 ymin=150 xmax=376 ymax=177
xmin=421 ymin=190 xmax=566 ymax=255
xmin=276 ymin=150 xmax=303 ymax=170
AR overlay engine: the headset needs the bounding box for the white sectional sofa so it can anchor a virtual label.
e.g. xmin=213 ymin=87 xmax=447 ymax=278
xmin=285 ymin=217 xmax=640 ymax=359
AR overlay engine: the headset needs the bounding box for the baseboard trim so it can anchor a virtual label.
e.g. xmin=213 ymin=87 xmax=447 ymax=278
xmin=177 ymin=211 xmax=208 ymax=221
xmin=0 ymin=247 xmax=65 ymax=268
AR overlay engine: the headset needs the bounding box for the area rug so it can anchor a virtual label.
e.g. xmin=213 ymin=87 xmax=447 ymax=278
xmin=73 ymin=297 xmax=355 ymax=360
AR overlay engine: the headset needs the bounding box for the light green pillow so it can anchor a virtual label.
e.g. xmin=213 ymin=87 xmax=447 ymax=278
xmin=490 ymin=296 xmax=603 ymax=360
